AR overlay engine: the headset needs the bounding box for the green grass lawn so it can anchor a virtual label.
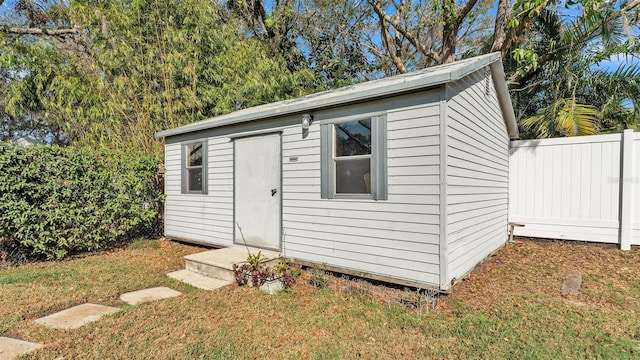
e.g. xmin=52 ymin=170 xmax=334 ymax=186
xmin=1 ymin=239 xmax=639 ymax=359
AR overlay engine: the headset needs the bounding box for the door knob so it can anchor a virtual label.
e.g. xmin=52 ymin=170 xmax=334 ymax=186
xmin=271 ymin=188 xmax=277 ymax=196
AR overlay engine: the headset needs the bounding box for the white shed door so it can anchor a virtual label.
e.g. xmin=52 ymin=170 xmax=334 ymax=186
xmin=234 ymin=133 xmax=281 ymax=250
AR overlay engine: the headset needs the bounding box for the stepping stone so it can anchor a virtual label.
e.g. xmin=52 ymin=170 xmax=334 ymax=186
xmin=119 ymin=287 xmax=182 ymax=305
xmin=167 ymin=269 xmax=232 ymax=291
xmin=0 ymin=337 xmax=43 ymax=360
xmin=34 ymin=303 xmax=120 ymax=330
xmin=561 ymin=271 xmax=582 ymax=297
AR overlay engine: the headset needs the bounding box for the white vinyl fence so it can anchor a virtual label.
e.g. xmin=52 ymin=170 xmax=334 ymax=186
xmin=509 ymin=129 xmax=640 ymax=250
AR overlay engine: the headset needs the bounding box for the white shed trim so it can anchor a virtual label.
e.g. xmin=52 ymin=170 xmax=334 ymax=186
xmin=438 ymin=86 xmax=449 ymax=289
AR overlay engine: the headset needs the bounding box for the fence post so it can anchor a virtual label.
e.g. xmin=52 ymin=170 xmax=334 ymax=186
xmin=620 ymin=129 xmax=634 ymax=251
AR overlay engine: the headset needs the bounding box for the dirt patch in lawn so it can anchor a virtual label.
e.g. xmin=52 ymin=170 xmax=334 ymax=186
xmin=448 ymin=238 xmax=640 ymax=311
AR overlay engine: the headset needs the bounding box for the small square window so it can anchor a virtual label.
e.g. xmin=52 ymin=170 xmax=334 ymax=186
xmin=321 ymin=115 xmax=387 ymax=200
xmin=182 ymin=141 xmax=207 ymax=194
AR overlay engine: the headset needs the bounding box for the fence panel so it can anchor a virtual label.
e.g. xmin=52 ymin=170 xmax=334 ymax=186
xmin=632 ymin=133 xmax=640 ymax=246
xmin=509 ymin=133 xmax=624 ymax=244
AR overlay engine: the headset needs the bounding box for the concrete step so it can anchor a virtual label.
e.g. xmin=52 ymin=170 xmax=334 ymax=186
xmin=167 ymin=270 xmax=232 ymax=291
xmin=184 ymin=246 xmax=280 ymax=283
xmin=34 ymin=303 xmax=120 ymax=330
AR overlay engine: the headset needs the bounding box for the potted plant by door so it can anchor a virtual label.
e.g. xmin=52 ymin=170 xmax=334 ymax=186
xmin=232 ymin=254 xmax=300 ymax=294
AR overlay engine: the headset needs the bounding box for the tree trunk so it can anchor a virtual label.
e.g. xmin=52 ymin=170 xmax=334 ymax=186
xmin=491 ymin=0 xmax=511 ymax=56
xmin=440 ymin=26 xmax=458 ymax=64
xmin=440 ymin=0 xmax=478 ymax=64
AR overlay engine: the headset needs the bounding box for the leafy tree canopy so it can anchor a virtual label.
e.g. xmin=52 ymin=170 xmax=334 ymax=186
xmin=1 ymin=0 xmax=314 ymax=153
xmin=1 ymin=0 xmax=639 ymax=145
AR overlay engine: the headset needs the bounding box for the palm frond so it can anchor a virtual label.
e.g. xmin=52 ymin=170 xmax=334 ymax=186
xmin=588 ymin=41 xmax=640 ymax=64
xmin=520 ymin=99 xmax=601 ymax=138
xmin=520 ymin=112 xmax=554 ymax=138
xmin=557 ymin=100 xmax=600 ymax=136
xmin=590 ymin=62 xmax=640 ymax=101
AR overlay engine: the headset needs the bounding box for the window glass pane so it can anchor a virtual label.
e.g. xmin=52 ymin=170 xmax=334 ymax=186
xmin=335 ymin=158 xmax=370 ymax=194
xmin=188 ymin=168 xmax=203 ymax=191
xmin=335 ymin=120 xmax=371 ymax=157
xmin=188 ymin=143 xmax=203 ymax=167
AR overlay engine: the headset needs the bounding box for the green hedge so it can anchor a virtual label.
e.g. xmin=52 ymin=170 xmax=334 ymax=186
xmin=0 ymin=143 xmax=163 ymax=260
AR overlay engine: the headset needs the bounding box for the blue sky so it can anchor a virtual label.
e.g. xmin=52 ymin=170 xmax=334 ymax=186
xmin=0 ymin=0 xmax=14 ymax=15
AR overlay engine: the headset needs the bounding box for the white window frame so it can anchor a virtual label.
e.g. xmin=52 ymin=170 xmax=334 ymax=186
xmin=181 ymin=140 xmax=208 ymax=194
xmin=320 ymin=113 xmax=387 ymax=200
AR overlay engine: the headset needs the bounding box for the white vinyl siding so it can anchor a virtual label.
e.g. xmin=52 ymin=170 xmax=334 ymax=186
xmin=282 ymin=91 xmax=442 ymax=286
xmin=164 ymin=137 xmax=234 ymax=246
xmin=445 ymin=68 xmax=510 ymax=283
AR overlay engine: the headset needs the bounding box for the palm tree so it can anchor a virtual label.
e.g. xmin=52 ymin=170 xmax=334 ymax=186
xmin=512 ymin=5 xmax=640 ymax=138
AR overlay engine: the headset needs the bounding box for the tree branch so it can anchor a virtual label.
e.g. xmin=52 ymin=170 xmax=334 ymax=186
xmin=376 ymin=11 xmax=408 ymax=73
xmin=1 ymin=24 xmax=80 ymax=37
xmin=456 ymin=0 xmax=480 ymax=24
xmin=500 ymin=0 xmax=552 ymax=57
xmin=624 ymin=0 xmax=640 ymax=11
xmin=368 ymin=0 xmax=439 ymax=63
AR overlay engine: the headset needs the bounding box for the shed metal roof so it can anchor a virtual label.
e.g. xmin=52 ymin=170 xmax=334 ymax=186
xmin=156 ymin=52 xmax=518 ymax=139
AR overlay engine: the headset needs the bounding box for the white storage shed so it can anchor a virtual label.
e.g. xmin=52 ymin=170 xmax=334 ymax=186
xmin=156 ymin=52 xmax=519 ymax=291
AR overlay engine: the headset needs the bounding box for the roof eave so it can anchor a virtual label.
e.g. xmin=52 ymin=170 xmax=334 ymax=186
xmin=489 ymin=60 xmax=519 ymax=139
xmin=155 ymin=72 xmax=455 ymax=140
xmin=155 ymin=52 xmax=515 ymax=140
